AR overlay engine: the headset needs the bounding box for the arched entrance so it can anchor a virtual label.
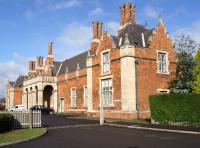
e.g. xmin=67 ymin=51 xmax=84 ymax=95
xmin=43 ymin=85 xmax=53 ymax=109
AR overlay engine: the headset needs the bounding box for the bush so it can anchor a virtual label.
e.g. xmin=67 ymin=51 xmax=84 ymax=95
xmin=0 ymin=104 xmax=6 ymax=111
xmin=149 ymin=94 xmax=200 ymax=126
xmin=0 ymin=113 xmax=14 ymax=133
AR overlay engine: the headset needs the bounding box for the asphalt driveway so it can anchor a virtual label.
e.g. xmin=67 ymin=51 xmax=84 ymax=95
xmin=3 ymin=114 xmax=200 ymax=148
xmin=3 ymin=125 xmax=200 ymax=148
xmin=42 ymin=114 xmax=98 ymax=128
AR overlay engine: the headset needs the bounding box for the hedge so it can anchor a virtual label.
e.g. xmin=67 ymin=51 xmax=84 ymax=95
xmin=0 ymin=113 xmax=14 ymax=133
xmin=149 ymin=94 xmax=200 ymax=126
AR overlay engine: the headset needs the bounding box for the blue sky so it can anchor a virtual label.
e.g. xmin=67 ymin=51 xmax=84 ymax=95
xmin=0 ymin=0 xmax=200 ymax=97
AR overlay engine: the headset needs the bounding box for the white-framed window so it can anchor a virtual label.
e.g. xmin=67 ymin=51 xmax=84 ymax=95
xmin=101 ymin=78 xmax=113 ymax=106
xmin=102 ymin=52 xmax=110 ymax=73
xmin=83 ymin=86 xmax=88 ymax=107
xmin=157 ymin=51 xmax=168 ymax=73
xmin=71 ymin=88 xmax=77 ymax=107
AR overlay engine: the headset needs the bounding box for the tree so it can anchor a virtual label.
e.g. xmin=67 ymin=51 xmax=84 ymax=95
xmin=170 ymin=35 xmax=197 ymax=94
xmin=174 ymin=35 xmax=197 ymax=55
xmin=193 ymin=47 xmax=200 ymax=94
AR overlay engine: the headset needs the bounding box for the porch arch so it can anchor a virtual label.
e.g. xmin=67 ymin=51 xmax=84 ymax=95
xmin=43 ymin=85 xmax=54 ymax=109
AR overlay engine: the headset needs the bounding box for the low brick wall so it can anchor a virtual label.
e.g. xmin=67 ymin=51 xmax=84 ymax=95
xmin=65 ymin=110 xmax=150 ymax=120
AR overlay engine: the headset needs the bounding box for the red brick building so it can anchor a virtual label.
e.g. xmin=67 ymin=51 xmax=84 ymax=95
xmin=6 ymin=76 xmax=26 ymax=109
xmin=6 ymin=3 xmax=176 ymax=119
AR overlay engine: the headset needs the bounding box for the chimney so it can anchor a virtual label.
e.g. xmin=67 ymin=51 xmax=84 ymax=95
xmin=29 ymin=61 xmax=32 ymax=71
xmin=46 ymin=42 xmax=54 ymax=65
xmin=120 ymin=3 xmax=136 ymax=28
xmin=40 ymin=56 xmax=44 ymax=67
xmin=48 ymin=42 xmax=53 ymax=56
xmin=29 ymin=61 xmax=36 ymax=72
xmin=92 ymin=21 xmax=103 ymax=40
xmin=37 ymin=56 xmax=43 ymax=67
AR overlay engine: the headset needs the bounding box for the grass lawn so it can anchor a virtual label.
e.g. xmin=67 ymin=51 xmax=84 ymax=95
xmin=0 ymin=128 xmax=46 ymax=144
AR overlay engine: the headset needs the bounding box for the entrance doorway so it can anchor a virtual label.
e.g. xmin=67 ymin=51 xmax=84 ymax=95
xmin=60 ymin=98 xmax=64 ymax=112
xmin=43 ymin=85 xmax=53 ymax=109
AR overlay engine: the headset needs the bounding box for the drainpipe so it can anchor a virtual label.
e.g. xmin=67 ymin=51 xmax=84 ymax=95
xmin=135 ymin=59 xmax=139 ymax=119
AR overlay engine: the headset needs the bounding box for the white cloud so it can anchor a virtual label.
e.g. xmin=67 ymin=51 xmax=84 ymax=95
xmin=144 ymin=5 xmax=162 ymax=19
xmin=0 ymin=53 xmax=34 ymax=97
xmin=106 ymin=21 xmax=119 ymax=36
xmin=89 ymin=7 xmax=104 ymax=16
xmin=47 ymin=0 xmax=80 ymax=10
xmin=55 ymin=22 xmax=92 ymax=60
xmin=173 ymin=20 xmax=200 ymax=43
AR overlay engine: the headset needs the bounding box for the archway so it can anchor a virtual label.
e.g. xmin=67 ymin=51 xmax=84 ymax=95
xmin=43 ymin=85 xmax=53 ymax=109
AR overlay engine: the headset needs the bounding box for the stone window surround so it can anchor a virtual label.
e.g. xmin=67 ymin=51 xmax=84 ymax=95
xmin=99 ymin=75 xmax=114 ymax=107
xmin=100 ymin=49 xmax=111 ymax=75
xmin=71 ymin=87 xmax=77 ymax=108
xmin=156 ymin=50 xmax=170 ymax=74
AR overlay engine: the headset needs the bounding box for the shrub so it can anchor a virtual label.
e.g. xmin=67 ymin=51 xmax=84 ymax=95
xmin=0 ymin=113 xmax=14 ymax=133
xmin=149 ymin=94 xmax=200 ymax=126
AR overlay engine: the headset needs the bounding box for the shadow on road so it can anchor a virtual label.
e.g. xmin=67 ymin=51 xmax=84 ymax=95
xmin=42 ymin=114 xmax=98 ymax=128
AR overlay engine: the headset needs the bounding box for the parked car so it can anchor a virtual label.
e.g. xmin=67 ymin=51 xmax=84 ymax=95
xmin=9 ymin=104 xmax=25 ymax=112
xmin=30 ymin=105 xmax=54 ymax=114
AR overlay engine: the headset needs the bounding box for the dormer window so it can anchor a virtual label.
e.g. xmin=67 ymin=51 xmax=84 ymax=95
xmin=102 ymin=52 xmax=110 ymax=73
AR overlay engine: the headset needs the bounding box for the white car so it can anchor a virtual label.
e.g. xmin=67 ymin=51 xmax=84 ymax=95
xmin=9 ymin=105 xmax=25 ymax=112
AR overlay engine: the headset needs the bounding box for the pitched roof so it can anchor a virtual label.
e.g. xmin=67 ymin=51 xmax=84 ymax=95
xmin=112 ymin=23 xmax=153 ymax=48
xmin=58 ymin=51 xmax=88 ymax=75
xmin=52 ymin=61 xmax=62 ymax=76
xmin=13 ymin=76 xmax=27 ymax=88
xmin=56 ymin=24 xmax=153 ymax=76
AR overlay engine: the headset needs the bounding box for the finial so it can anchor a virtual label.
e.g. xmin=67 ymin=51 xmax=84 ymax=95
xmin=66 ymin=67 xmax=68 ymax=73
xmin=124 ymin=33 xmax=130 ymax=45
xmin=77 ymin=63 xmax=80 ymax=70
xmin=104 ymin=24 xmax=107 ymax=32
xmin=145 ymin=20 xmax=148 ymax=29
xmin=158 ymin=13 xmax=164 ymax=25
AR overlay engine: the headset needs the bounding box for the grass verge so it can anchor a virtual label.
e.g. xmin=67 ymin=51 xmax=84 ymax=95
xmin=0 ymin=128 xmax=46 ymax=145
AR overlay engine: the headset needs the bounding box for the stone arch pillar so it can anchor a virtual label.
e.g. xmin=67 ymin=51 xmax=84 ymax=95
xmin=26 ymin=88 xmax=28 ymax=110
xmin=35 ymin=86 xmax=38 ymax=105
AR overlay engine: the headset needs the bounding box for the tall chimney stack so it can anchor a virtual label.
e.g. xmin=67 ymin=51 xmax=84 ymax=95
xmin=28 ymin=61 xmax=36 ymax=75
xmin=48 ymin=42 xmax=53 ymax=56
xmin=92 ymin=21 xmax=103 ymax=40
xmin=29 ymin=61 xmax=33 ymax=72
xmin=120 ymin=3 xmax=136 ymax=29
xmin=37 ymin=56 xmax=43 ymax=67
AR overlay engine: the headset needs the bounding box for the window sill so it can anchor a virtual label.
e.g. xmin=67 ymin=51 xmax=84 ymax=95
xmin=99 ymin=104 xmax=114 ymax=108
xmin=157 ymin=71 xmax=170 ymax=75
xmin=100 ymin=71 xmax=111 ymax=76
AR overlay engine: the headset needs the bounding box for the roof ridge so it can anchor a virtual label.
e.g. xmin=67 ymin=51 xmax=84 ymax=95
xmin=63 ymin=51 xmax=88 ymax=62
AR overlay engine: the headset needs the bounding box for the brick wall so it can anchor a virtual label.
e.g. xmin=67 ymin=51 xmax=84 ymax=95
xmin=13 ymin=87 xmax=23 ymax=105
xmin=58 ymin=68 xmax=87 ymax=110
xmin=91 ymin=32 xmax=121 ymax=111
xmin=135 ymin=23 xmax=176 ymax=118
